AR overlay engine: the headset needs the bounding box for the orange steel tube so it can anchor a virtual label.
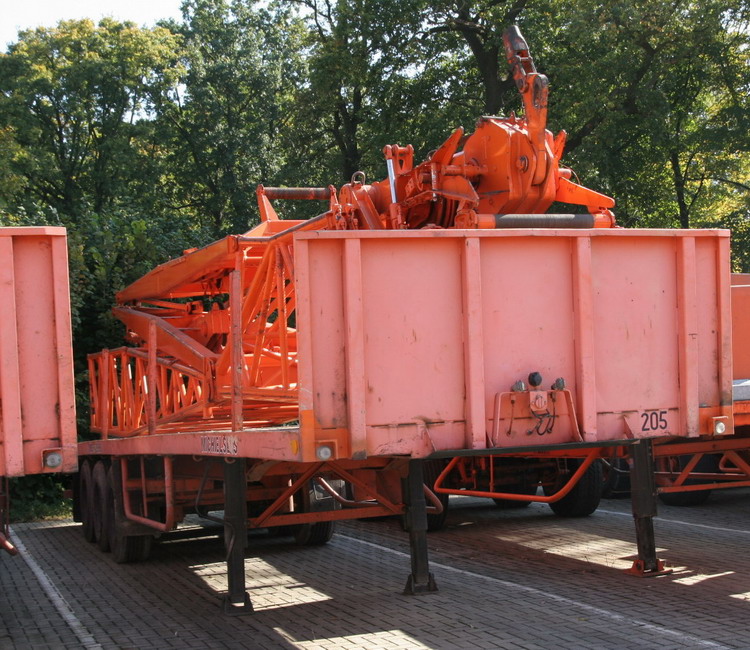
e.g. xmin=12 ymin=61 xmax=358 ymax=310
xmin=251 ymin=462 xmax=324 ymax=528
xmin=230 ymin=264 xmax=243 ymax=432
xmin=147 ymin=321 xmax=157 ymax=435
xmin=324 ymin=462 xmax=404 ymax=514
xmin=433 ymin=449 xmax=599 ymax=503
xmin=313 ymin=475 xmax=434 ymax=514
xmin=275 ymin=248 xmax=290 ymax=388
xmin=658 ymin=480 xmax=750 ymax=493
xmin=0 ymin=530 xmax=18 ymax=555
xmin=257 ymin=505 xmax=398 ymax=527
xmin=120 ymin=456 xmax=175 ymax=532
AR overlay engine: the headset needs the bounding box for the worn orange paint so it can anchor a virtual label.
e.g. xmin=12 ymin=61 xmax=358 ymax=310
xmin=0 ymin=227 xmax=76 ymax=478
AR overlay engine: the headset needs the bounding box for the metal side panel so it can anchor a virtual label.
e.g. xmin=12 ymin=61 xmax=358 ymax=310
xmin=295 ymin=228 xmax=731 ymax=459
xmin=0 ymin=227 xmax=77 ymax=477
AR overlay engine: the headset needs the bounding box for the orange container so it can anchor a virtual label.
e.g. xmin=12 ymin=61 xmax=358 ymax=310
xmin=295 ymin=228 xmax=732 ymax=458
xmin=731 ymin=274 xmax=750 ymax=380
xmin=0 ymin=227 xmax=77 ymax=477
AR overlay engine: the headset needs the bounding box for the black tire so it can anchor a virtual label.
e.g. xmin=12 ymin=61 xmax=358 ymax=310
xmin=112 ymin=533 xmax=153 ymax=563
xmin=546 ymin=459 xmax=603 ymax=517
xmin=92 ymin=461 xmax=112 ymax=552
xmin=292 ymin=480 xmax=338 ymax=546
xmin=658 ymin=454 xmax=718 ymax=507
xmin=294 ymin=521 xmax=335 ymax=546
xmin=106 ymin=466 xmax=153 ymax=563
xmin=493 ymin=480 xmax=537 ymax=509
xmin=659 ymin=489 xmax=712 ymax=507
xmin=79 ymin=460 xmax=96 ymax=543
xmin=601 ymin=456 xmax=631 ymax=498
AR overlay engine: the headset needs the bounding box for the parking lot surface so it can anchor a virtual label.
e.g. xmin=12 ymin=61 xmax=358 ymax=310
xmin=2 ymin=489 xmax=750 ymax=649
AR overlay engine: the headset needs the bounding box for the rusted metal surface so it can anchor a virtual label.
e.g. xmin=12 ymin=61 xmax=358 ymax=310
xmin=259 ymin=186 xmax=331 ymax=201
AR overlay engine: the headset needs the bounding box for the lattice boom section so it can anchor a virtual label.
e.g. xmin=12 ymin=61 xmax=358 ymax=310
xmin=88 ymin=348 xmax=209 ymax=437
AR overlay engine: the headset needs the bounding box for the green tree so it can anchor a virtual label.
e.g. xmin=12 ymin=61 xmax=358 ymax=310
xmin=0 ymin=19 xmax=200 ymax=438
xmin=541 ymin=1 xmax=750 ymax=228
xmin=0 ymin=19 xmax=182 ymax=218
xmin=152 ymin=0 xmax=307 ymax=234
xmin=286 ymin=0 xmax=443 ymax=185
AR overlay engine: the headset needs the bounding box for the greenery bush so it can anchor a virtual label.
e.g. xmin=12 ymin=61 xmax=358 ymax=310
xmin=8 ymin=475 xmax=71 ymax=522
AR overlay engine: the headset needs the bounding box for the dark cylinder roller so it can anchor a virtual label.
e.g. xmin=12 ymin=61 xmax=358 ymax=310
xmin=261 ymin=186 xmax=330 ymax=200
xmin=493 ymin=213 xmax=595 ymax=228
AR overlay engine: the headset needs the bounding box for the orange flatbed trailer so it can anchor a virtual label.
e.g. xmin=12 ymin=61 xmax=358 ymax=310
xmin=4 ymin=27 xmax=750 ymax=616
xmin=70 ymin=27 xmax=750 ymax=611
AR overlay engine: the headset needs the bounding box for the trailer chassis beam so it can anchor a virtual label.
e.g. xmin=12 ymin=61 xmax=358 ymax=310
xmin=433 ymin=448 xmax=599 ymax=502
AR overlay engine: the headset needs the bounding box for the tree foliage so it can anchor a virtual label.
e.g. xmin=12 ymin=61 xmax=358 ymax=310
xmin=0 ymin=19 xmax=182 ymax=216
xmin=153 ymin=1 xmax=308 ymax=233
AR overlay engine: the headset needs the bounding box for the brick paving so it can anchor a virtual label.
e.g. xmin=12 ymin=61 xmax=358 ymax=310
xmin=2 ymin=488 xmax=750 ymax=649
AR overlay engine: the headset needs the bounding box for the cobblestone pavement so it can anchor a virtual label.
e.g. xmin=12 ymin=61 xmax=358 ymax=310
xmin=2 ymin=488 xmax=750 ymax=649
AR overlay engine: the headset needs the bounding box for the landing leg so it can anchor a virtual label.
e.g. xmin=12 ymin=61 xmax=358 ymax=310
xmin=223 ymin=458 xmax=252 ymax=613
xmin=403 ymin=460 xmax=438 ymax=595
xmin=627 ymin=440 xmax=670 ymax=576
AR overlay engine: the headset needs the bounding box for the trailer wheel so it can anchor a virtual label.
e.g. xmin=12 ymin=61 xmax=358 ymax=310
xmin=291 ymin=479 xmax=338 ymax=546
xmin=79 ymin=460 xmax=96 ymax=543
xmin=106 ymin=466 xmax=153 ymax=563
xmin=399 ymin=460 xmax=450 ymax=532
xmin=601 ymin=456 xmax=631 ymax=498
xmin=92 ymin=461 xmax=112 ymax=552
xmin=294 ymin=520 xmax=335 ymax=546
xmin=492 ymin=482 xmax=537 ymax=509
xmin=659 ymin=489 xmax=712 ymax=507
xmin=112 ymin=531 xmax=153 ymax=564
xmin=545 ymin=459 xmax=603 ymax=517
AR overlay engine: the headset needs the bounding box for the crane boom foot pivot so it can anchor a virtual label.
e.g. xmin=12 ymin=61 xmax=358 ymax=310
xmin=403 ymin=460 xmax=438 ymax=595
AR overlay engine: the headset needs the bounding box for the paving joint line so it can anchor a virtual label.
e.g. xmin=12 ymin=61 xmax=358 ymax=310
xmin=10 ymin=525 xmax=103 ymax=650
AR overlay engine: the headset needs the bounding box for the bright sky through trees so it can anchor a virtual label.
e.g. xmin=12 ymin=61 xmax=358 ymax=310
xmin=1 ymin=0 xmax=182 ymax=49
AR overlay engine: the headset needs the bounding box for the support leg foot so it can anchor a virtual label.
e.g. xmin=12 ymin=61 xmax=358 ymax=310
xmin=223 ymin=592 xmax=253 ymax=615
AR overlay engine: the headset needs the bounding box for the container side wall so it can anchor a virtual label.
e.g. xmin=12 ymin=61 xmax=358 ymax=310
xmin=590 ymin=236 xmax=695 ymax=438
xmin=360 ymin=238 xmax=465 ymax=424
xmin=296 ymin=229 xmax=730 ymax=457
xmin=732 ymin=282 xmax=750 ymax=380
xmin=695 ymin=238 xmax=721 ymax=407
xmin=479 ymin=237 xmax=578 ymax=444
xmin=303 ymin=239 xmax=348 ymax=429
xmin=0 ymin=228 xmax=76 ymax=477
